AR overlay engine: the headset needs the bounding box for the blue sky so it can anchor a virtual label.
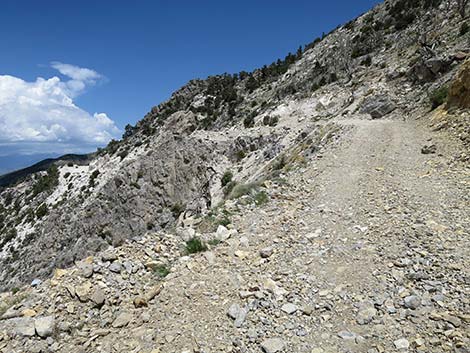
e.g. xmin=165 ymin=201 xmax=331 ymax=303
xmin=0 ymin=0 xmax=381 ymax=171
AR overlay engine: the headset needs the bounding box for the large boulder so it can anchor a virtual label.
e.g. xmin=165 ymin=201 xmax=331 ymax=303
xmin=447 ymin=59 xmax=470 ymax=109
xmin=408 ymin=57 xmax=452 ymax=83
xmin=360 ymin=94 xmax=396 ymax=119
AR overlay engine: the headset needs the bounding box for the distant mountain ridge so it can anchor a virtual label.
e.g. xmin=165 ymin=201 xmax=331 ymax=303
xmin=0 ymin=154 xmax=92 ymax=188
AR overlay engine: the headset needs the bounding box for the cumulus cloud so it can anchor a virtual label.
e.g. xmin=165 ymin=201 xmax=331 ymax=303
xmin=0 ymin=63 xmax=120 ymax=156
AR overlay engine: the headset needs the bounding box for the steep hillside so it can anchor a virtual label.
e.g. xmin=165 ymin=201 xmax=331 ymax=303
xmin=0 ymin=0 xmax=469 ymax=294
xmin=0 ymin=1 xmax=469 ymax=352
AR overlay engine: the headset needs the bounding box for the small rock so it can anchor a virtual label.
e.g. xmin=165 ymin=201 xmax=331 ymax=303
xmin=227 ymin=304 xmax=241 ymax=320
xmin=101 ymin=252 xmax=118 ymax=262
xmin=421 ymin=144 xmax=436 ymax=154
xmin=337 ymin=331 xmax=356 ymax=340
xmin=79 ymin=263 xmax=93 ymax=278
xmin=261 ymin=338 xmax=285 ymax=353
xmin=14 ymin=318 xmax=36 ymax=337
xmin=35 ymin=316 xmax=55 ymax=338
xmin=91 ymin=288 xmax=106 ymax=307
xmin=75 ymin=281 xmax=92 ymax=302
xmin=302 ymin=306 xmax=313 ymax=316
xmin=112 ymin=312 xmax=132 ymax=328
xmin=281 ymin=303 xmax=298 ymax=315
xmin=259 ymin=247 xmax=274 ymax=258
xmin=356 ymin=306 xmax=377 ymax=325
xmin=31 ymin=279 xmax=42 ymax=287
xmin=109 ymin=262 xmax=123 ymax=273
xmin=404 ymin=295 xmax=421 ymax=310
xmin=134 ymin=297 xmax=148 ymax=308
xmin=394 ymin=338 xmax=410 ymax=350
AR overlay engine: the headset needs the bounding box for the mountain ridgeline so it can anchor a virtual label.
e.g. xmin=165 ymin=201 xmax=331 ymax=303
xmin=0 ymin=0 xmax=469 ymax=292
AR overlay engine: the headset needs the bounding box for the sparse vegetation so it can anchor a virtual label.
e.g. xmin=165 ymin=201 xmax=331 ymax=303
xmin=185 ymin=237 xmax=207 ymax=254
xmin=30 ymin=165 xmax=59 ymax=197
xmin=254 ymin=191 xmax=269 ymax=206
xmin=171 ymin=203 xmax=185 ymax=218
xmin=89 ymin=169 xmax=100 ymax=188
xmin=460 ymin=22 xmax=469 ymax=36
xmin=153 ymin=264 xmax=170 ymax=278
xmin=429 ymin=86 xmax=448 ymax=109
xmin=221 ymin=170 xmax=233 ymax=187
xmin=35 ymin=203 xmax=48 ymax=219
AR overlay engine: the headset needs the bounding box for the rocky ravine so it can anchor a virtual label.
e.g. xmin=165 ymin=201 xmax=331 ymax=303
xmin=0 ymin=0 xmax=470 ymax=352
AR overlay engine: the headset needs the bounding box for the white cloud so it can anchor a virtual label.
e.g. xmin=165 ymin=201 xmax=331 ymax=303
xmin=0 ymin=63 xmax=120 ymax=156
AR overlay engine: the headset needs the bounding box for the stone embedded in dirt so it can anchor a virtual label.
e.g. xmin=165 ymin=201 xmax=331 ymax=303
xmin=134 ymin=296 xmax=148 ymax=308
xmin=102 ymin=252 xmax=118 ymax=262
xmin=75 ymin=281 xmax=92 ymax=302
xmin=35 ymin=316 xmax=55 ymax=338
xmin=337 ymin=331 xmax=356 ymax=340
xmin=31 ymin=279 xmax=42 ymax=287
xmin=259 ymin=246 xmax=274 ymax=258
xmin=14 ymin=318 xmax=36 ymax=337
xmin=421 ymin=144 xmax=436 ymax=154
xmin=109 ymin=262 xmax=123 ymax=273
xmin=394 ymin=338 xmax=410 ymax=350
xmin=281 ymin=303 xmax=298 ymax=315
xmin=227 ymin=303 xmax=241 ymax=320
xmin=261 ymin=338 xmax=285 ymax=353
xmin=79 ymin=263 xmax=93 ymax=278
xmin=404 ymin=295 xmax=421 ymax=310
xmin=112 ymin=312 xmax=132 ymax=328
xmin=91 ymin=288 xmax=106 ymax=307
xmin=356 ymin=306 xmax=377 ymax=325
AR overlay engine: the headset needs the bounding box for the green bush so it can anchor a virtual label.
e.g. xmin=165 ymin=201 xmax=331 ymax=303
xmin=185 ymin=237 xmax=207 ymax=254
xmin=429 ymin=87 xmax=448 ymax=109
xmin=89 ymin=169 xmax=100 ymax=188
xmin=460 ymin=22 xmax=469 ymax=36
xmin=171 ymin=203 xmax=185 ymax=217
xmin=243 ymin=115 xmax=255 ymax=128
xmin=223 ymin=181 xmax=237 ymax=197
xmin=153 ymin=264 xmax=170 ymax=278
xmin=254 ymin=191 xmax=269 ymax=206
xmin=35 ymin=204 xmax=48 ymax=219
xmin=31 ymin=165 xmax=59 ymax=197
xmin=221 ymin=170 xmax=233 ymax=187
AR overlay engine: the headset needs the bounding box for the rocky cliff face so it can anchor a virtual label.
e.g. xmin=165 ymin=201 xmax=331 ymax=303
xmin=0 ymin=0 xmax=469 ymax=292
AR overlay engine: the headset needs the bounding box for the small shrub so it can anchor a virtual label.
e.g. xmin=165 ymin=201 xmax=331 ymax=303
xmin=153 ymin=264 xmax=170 ymax=278
xmin=228 ymin=182 xmax=258 ymax=199
xmin=223 ymin=181 xmax=237 ymax=197
xmin=221 ymin=170 xmax=233 ymax=187
xmin=185 ymin=237 xmax=207 ymax=254
xmin=35 ymin=204 xmax=48 ymax=219
xmin=89 ymin=169 xmax=100 ymax=188
xmin=361 ymin=56 xmax=372 ymax=66
xmin=208 ymin=239 xmax=221 ymax=246
xmin=243 ymin=115 xmax=255 ymax=128
xmin=31 ymin=165 xmax=59 ymax=197
xmin=171 ymin=203 xmax=185 ymax=218
xmin=460 ymin=22 xmax=469 ymax=36
xmin=429 ymin=86 xmax=448 ymax=109
xmin=63 ymin=172 xmax=71 ymax=179
xmin=254 ymin=191 xmax=269 ymax=206
xmin=118 ymin=149 xmax=129 ymax=160
xmin=236 ymin=150 xmax=246 ymax=161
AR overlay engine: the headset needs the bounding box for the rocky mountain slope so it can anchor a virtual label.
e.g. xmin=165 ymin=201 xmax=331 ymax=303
xmin=0 ymin=0 xmax=469 ymax=352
